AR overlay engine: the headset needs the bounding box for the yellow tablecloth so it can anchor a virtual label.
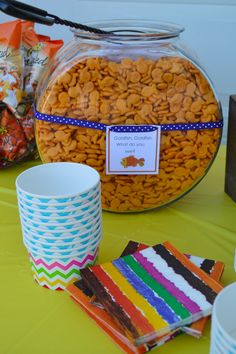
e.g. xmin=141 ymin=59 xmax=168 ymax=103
xmin=0 ymin=145 xmax=235 ymax=354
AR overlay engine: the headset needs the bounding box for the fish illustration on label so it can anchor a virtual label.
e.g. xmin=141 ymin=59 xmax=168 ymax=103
xmin=121 ymin=155 xmax=145 ymax=168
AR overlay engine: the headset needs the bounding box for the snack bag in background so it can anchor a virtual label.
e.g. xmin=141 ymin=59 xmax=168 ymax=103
xmin=0 ymin=19 xmax=27 ymax=168
xmin=0 ymin=19 xmax=63 ymax=168
xmin=16 ymin=22 xmax=50 ymax=145
xmin=0 ymin=105 xmax=28 ymax=168
xmin=18 ymin=23 xmax=63 ymax=159
xmin=0 ymin=19 xmax=23 ymax=112
xmin=22 ymin=26 xmax=63 ymax=97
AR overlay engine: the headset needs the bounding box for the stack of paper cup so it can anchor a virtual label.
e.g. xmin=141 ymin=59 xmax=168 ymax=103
xmin=210 ymin=282 xmax=236 ymax=354
xmin=16 ymin=162 xmax=102 ymax=290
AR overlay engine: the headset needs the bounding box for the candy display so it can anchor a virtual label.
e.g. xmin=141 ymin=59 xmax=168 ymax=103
xmin=67 ymin=240 xmax=224 ymax=353
xmin=35 ymin=21 xmax=223 ymax=212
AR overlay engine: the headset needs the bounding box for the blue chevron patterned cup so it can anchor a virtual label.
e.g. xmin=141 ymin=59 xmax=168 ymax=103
xmin=16 ymin=162 xmax=103 ymax=290
xmin=19 ymin=211 xmax=102 ymax=232
xmin=19 ymin=206 xmax=101 ymax=228
xmin=17 ymin=193 xmax=101 ymax=213
xmin=17 ymin=182 xmax=100 ymax=203
xmin=21 ymin=220 xmax=101 ymax=238
xmin=24 ymin=229 xmax=102 ymax=254
xmin=17 ymin=186 xmax=100 ymax=206
xmin=25 ymin=235 xmax=101 ymax=258
xmin=23 ymin=226 xmax=102 ymax=250
xmin=17 ymin=198 xmax=100 ymax=219
xmin=21 ymin=222 xmax=101 ymax=242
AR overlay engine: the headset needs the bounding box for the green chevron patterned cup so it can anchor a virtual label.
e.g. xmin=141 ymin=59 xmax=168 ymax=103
xmin=29 ymin=246 xmax=99 ymax=290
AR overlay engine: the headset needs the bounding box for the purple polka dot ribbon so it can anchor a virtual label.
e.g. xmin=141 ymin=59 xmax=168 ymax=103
xmin=34 ymin=108 xmax=223 ymax=132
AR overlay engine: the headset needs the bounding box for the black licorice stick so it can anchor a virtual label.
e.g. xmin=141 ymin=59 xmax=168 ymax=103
xmin=0 ymin=0 xmax=112 ymax=34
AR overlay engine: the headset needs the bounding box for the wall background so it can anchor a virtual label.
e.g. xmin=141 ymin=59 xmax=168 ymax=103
xmin=1 ymin=0 xmax=235 ymax=141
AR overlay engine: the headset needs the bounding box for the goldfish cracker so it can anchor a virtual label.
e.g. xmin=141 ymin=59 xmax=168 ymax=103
xmin=36 ymin=55 xmax=222 ymax=212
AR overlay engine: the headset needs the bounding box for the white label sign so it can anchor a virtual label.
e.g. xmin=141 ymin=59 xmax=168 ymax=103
xmin=106 ymin=125 xmax=161 ymax=175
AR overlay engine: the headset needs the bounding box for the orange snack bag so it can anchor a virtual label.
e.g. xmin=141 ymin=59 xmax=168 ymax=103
xmin=0 ymin=19 xmax=23 ymax=111
xmin=22 ymin=26 xmax=63 ymax=97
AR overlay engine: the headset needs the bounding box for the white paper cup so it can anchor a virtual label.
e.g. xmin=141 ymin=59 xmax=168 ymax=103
xmin=19 ymin=211 xmax=102 ymax=233
xmin=20 ymin=221 xmax=101 ymax=240
xmin=211 ymin=326 xmax=236 ymax=354
xmin=25 ymin=237 xmax=101 ymax=258
xmin=17 ymin=197 xmax=101 ymax=217
xmin=210 ymin=282 xmax=236 ymax=354
xmin=17 ymin=181 xmax=100 ymax=202
xmin=212 ymin=325 xmax=236 ymax=353
xmin=21 ymin=223 xmax=101 ymax=242
xmin=18 ymin=199 xmax=101 ymax=220
xmin=23 ymin=225 xmax=102 ymax=245
xmin=16 ymin=162 xmax=100 ymax=201
xmin=19 ymin=206 xmax=101 ymax=227
xmin=20 ymin=218 xmax=102 ymax=250
xmin=23 ymin=227 xmax=102 ymax=251
xmin=17 ymin=192 xmax=101 ymax=212
xmin=17 ymin=186 xmax=101 ymax=207
xmin=29 ymin=245 xmax=99 ymax=263
xmin=24 ymin=234 xmax=102 ymax=258
xmin=24 ymin=235 xmax=102 ymax=257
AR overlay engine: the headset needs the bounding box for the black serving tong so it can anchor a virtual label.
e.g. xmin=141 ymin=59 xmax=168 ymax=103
xmin=0 ymin=0 xmax=111 ymax=34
